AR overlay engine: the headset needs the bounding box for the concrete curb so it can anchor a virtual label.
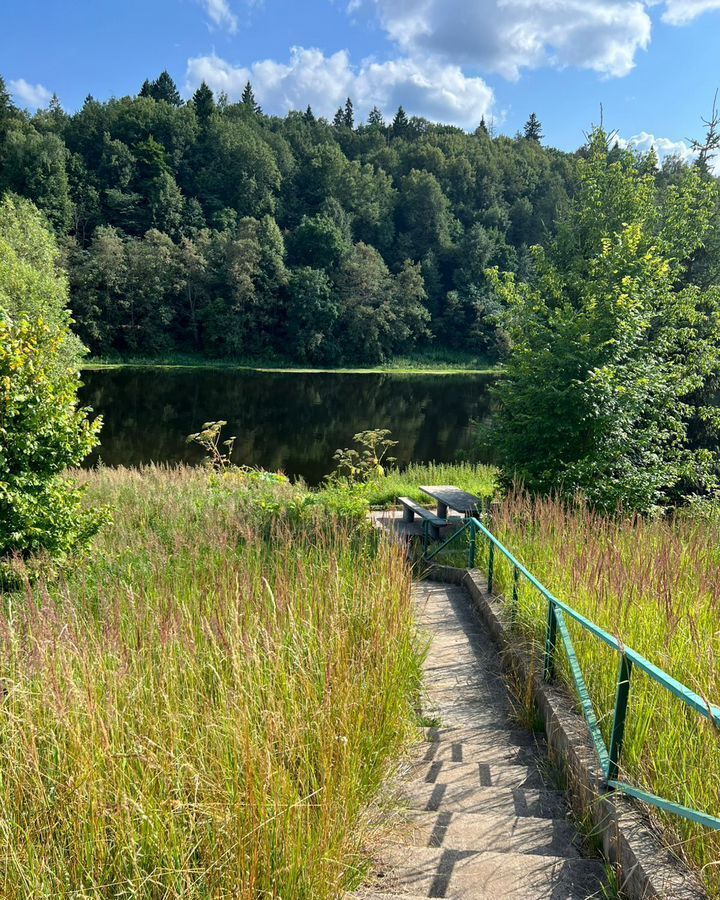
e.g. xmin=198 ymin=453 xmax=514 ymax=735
xmin=426 ymin=563 xmax=708 ymax=900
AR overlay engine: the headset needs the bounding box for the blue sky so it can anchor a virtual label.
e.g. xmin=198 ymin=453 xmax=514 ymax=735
xmin=2 ymin=0 xmax=720 ymax=159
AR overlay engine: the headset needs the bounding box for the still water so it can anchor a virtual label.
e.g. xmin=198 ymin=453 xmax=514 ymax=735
xmin=80 ymin=368 xmax=494 ymax=485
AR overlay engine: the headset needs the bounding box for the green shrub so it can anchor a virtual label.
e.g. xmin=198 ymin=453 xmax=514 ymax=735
xmin=0 ymin=317 xmax=102 ymax=561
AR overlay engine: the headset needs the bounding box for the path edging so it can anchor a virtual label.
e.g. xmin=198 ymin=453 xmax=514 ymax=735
xmin=426 ymin=563 xmax=708 ymax=900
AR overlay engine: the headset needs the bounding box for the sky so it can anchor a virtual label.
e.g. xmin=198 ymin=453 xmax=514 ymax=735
xmin=2 ymin=0 xmax=720 ymax=161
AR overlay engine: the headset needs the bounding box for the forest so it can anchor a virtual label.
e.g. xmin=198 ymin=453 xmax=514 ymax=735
xmin=1 ymin=70 xmax=580 ymax=364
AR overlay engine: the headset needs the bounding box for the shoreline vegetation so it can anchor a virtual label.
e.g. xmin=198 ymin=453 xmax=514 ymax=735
xmin=82 ymin=350 xmax=501 ymax=375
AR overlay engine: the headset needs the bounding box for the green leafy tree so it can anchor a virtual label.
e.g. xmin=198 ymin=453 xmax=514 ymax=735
xmin=287 ymin=214 xmax=350 ymax=270
xmin=0 ymin=198 xmax=101 ymax=562
xmin=489 ymin=127 xmax=720 ymax=513
xmin=286 ymin=266 xmax=338 ymax=362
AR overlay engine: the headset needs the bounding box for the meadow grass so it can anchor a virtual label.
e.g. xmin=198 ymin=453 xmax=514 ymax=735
xmin=0 ymin=465 xmax=422 ymax=898
xmin=478 ymin=493 xmax=720 ymax=895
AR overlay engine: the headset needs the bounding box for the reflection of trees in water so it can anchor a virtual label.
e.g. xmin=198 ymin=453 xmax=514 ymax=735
xmin=80 ymin=370 xmax=494 ymax=483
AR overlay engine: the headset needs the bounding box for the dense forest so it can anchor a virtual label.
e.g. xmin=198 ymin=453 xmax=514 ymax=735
xmin=0 ymin=70 xmax=580 ymax=363
xmin=1 ymin=71 xmax=718 ymax=364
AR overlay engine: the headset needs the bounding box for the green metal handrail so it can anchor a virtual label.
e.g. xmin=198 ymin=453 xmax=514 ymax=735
xmin=425 ymin=516 xmax=720 ymax=832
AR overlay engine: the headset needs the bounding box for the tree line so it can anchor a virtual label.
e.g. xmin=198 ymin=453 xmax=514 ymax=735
xmin=0 ymin=70 xmax=578 ymax=363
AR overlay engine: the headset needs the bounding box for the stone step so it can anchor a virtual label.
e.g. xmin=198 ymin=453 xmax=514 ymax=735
xmin=418 ymin=730 xmax=540 ymax=766
xmin=371 ymin=846 xmax=606 ymax=899
xmin=403 ymin=783 xmax=568 ymax=818
xmin=395 ymin=810 xmax=581 ymax=857
xmin=410 ymin=759 xmax=544 ymax=790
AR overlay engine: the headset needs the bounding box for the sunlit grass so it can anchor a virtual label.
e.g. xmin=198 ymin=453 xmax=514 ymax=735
xmin=363 ymin=461 xmax=497 ymax=508
xmin=0 ymin=465 xmax=422 ymax=898
xmin=482 ymin=493 xmax=720 ymax=896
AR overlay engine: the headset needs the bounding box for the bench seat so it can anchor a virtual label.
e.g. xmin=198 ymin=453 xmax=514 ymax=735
xmin=398 ymin=497 xmax=446 ymax=539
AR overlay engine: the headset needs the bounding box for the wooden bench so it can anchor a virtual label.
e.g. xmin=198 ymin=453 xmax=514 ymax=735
xmin=398 ymin=497 xmax=446 ymax=539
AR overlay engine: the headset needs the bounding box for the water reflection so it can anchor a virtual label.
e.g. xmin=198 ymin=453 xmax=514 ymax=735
xmin=80 ymin=368 xmax=493 ymax=484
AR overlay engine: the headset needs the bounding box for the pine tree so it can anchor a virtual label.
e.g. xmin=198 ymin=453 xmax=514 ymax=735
xmin=523 ymin=112 xmax=543 ymax=142
xmin=477 ymin=116 xmax=488 ymax=134
xmin=192 ymin=81 xmax=215 ymax=125
xmin=139 ymin=79 xmax=153 ymax=98
xmin=241 ymin=81 xmax=261 ymax=113
xmin=152 ymin=71 xmax=182 ymax=106
xmin=303 ymin=105 xmax=315 ymax=123
xmin=333 ymin=106 xmax=345 ymax=128
xmin=392 ymin=106 xmax=409 ymax=137
xmin=343 ymin=97 xmax=354 ymax=130
xmin=368 ymin=106 xmax=384 ymax=127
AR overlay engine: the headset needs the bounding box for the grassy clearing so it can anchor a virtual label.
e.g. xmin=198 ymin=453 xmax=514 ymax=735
xmin=83 ymin=349 xmax=499 ymax=375
xmin=477 ymin=494 xmax=720 ymax=895
xmin=361 ymin=462 xmax=498 ymax=508
xmin=0 ymin=465 xmax=422 ymax=898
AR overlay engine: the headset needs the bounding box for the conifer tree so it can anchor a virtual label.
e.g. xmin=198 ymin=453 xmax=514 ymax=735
xmin=368 ymin=105 xmax=384 ymax=127
xmin=392 ymin=105 xmax=409 ymax=137
xmin=241 ymin=81 xmax=261 ymax=113
xmin=152 ymin=71 xmax=182 ymax=106
xmin=343 ymin=96 xmax=354 ymax=129
xmin=523 ymin=112 xmax=543 ymax=142
xmin=333 ymin=106 xmax=345 ymax=128
xmin=192 ymin=81 xmax=215 ymax=125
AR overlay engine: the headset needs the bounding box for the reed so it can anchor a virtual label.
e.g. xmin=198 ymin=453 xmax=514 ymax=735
xmin=0 ymin=465 xmax=422 ymax=898
xmin=487 ymin=492 xmax=720 ymax=895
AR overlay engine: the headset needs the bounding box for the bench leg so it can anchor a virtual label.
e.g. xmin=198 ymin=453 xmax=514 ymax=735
xmin=437 ymin=501 xmax=448 ymax=519
xmin=402 ymin=507 xmax=415 ymax=523
xmin=430 ymin=523 xmax=440 ymax=541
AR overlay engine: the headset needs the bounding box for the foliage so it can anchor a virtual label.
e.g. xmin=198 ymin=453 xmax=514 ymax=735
xmin=0 ymin=71 xmax=584 ymax=363
xmin=489 ymin=127 xmax=720 ymax=513
xmin=186 ymin=420 xmax=236 ymax=470
xmin=0 ymin=197 xmax=102 ymax=563
xmin=329 ymin=429 xmax=398 ymax=483
xmin=0 ymin=317 xmax=102 ymax=561
xmin=0 ymin=465 xmax=421 ymax=897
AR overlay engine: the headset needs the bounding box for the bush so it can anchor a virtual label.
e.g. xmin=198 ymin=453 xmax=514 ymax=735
xmin=0 ymin=318 xmax=102 ymax=560
xmin=0 ymin=197 xmax=102 ymax=563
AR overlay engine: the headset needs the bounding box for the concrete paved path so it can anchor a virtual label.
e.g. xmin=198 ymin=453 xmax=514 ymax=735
xmin=353 ymin=580 xmax=608 ymax=900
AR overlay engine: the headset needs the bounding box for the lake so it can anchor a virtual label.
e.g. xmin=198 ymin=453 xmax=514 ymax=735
xmin=80 ymin=368 xmax=494 ymax=484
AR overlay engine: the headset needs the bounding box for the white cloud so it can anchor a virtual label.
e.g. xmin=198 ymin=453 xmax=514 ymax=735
xmin=660 ymin=0 xmax=720 ymax=24
xmin=186 ymin=48 xmax=494 ymax=127
xmin=619 ymin=130 xmax=697 ymax=163
xmin=9 ymin=78 xmax=52 ymax=109
xmin=618 ymin=130 xmax=720 ymax=175
xmin=200 ymin=0 xmax=238 ymax=32
xmin=353 ymin=0 xmax=653 ymax=80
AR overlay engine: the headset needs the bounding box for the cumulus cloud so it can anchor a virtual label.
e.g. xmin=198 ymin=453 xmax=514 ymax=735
xmin=619 ymin=130 xmax=697 ymax=163
xmin=9 ymin=78 xmax=52 ymax=109
xmin=200 ymin=0 xmax=238 ymax=32
xmin=353 ymin=0 xmax=653 ymax=80
xmin=186 ymin=48 xmax=494 ymax=127
xmin=660 ymin=0 xmax=720 ymax=24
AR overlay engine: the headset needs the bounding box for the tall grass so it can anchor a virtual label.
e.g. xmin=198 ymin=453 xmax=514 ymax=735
xmin=0 ymin=465 xmax=421 ymax=898
xmin=486 ymin=493 xmax=720 ymax=895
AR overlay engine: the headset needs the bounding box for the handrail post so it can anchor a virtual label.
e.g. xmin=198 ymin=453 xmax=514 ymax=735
xmin=544 ymin=599 xmax=557 ymax=681
xmin=511 ymin=565 xmax=520 ymax=625
xmin=487 ymin=537 xmax=495 ymax=593
xmin=468 ymin=519 xmax=477 ymax=569
xmin=607 ymin=653 xmax=633 ymax=782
